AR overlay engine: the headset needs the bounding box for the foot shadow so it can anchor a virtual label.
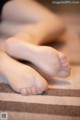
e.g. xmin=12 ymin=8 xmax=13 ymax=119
xmin=47 ymin=77 xmax=70 ymax=86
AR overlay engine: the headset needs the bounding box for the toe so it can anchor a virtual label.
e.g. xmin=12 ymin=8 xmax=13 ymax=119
xmin=59 ymin=52 xmax=70 ymax=68
xmin=27 ymin=88 xmax=32 ymax=95
xmin=58 ymin=52 xmax=66 ymax=59
xmin=37 ymin=88 xmax=44 ymax=95
xmin=58 ymin=64 xmax=71 ymax=77
xmin=59 ymin=52 xmax=68 ymax=63
xmin=56 ymin=52 xmax=71 ymax=77
xmin=63 ymin=66 xmax=71 ymax=70
xmin=58 ymin=70 xmax=70 ymax=77
xmin=20 ymin=88 xmax=28 ymax=95
xmin=60 ymin=58 xmax=67 ymax=63
xmin=31 ymin=87 xmax=37 ymax=95
xmin=63 ymin=63 xmax=69 ymax=67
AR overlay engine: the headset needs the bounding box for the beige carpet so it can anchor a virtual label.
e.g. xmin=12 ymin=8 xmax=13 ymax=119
xmin=0 ymin=65 xmax=80 ymax=120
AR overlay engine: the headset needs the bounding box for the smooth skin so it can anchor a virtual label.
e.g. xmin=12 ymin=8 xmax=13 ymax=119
xmin=0 ymin=0 xmax=70 ymax=95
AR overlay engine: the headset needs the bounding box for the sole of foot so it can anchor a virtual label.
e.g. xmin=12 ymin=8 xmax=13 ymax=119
xmin=5 ymin=38 xmax=71 ymax=77
xmin=0 ymin=52 xmax=48 ymax=95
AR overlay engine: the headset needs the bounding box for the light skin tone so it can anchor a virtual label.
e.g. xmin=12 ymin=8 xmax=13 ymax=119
xmin=0 ymin=0 xmax=70 ymax=95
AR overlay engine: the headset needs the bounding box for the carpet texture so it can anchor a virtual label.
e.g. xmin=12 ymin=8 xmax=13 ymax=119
xmin=0 ymin=65 xmax=80 ymax=120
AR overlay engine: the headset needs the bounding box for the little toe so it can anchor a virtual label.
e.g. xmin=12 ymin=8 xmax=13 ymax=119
xmin=20 ymin=88 xmax=28 ymax=95
xmin=58 ymin=52 xmax=67 ymax=62
xmin=58 ymin=52 xmax=66 ymax=59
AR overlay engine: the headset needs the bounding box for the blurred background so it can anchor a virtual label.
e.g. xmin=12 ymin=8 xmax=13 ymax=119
xmin=38 ymin=0 xmax=80 ymax=25
xmin=38 ymin=0 xmax=80 ymax=13
xmin=38 ymin=0 xmax=80 ymax=64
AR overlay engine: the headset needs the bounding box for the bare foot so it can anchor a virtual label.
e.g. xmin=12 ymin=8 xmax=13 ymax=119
xmin=0 ymin=52 xmax=48 ymax=95
xmin=5 ymin=38 xmax=70 ymax=77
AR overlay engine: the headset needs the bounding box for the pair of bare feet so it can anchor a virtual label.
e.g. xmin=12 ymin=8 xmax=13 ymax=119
xmin=0 ymin=36 xmax=70 ymax=95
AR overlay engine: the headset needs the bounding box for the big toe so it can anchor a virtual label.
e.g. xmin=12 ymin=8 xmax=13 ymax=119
xmin=35 ymin=79 xmax=48 ymax=94
xmin=57 ymin=68 xmax=71 ymax=77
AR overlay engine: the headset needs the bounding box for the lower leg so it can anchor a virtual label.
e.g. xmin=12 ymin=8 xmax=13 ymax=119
xmin=1 ymin=0 xmax=66 ymax=44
